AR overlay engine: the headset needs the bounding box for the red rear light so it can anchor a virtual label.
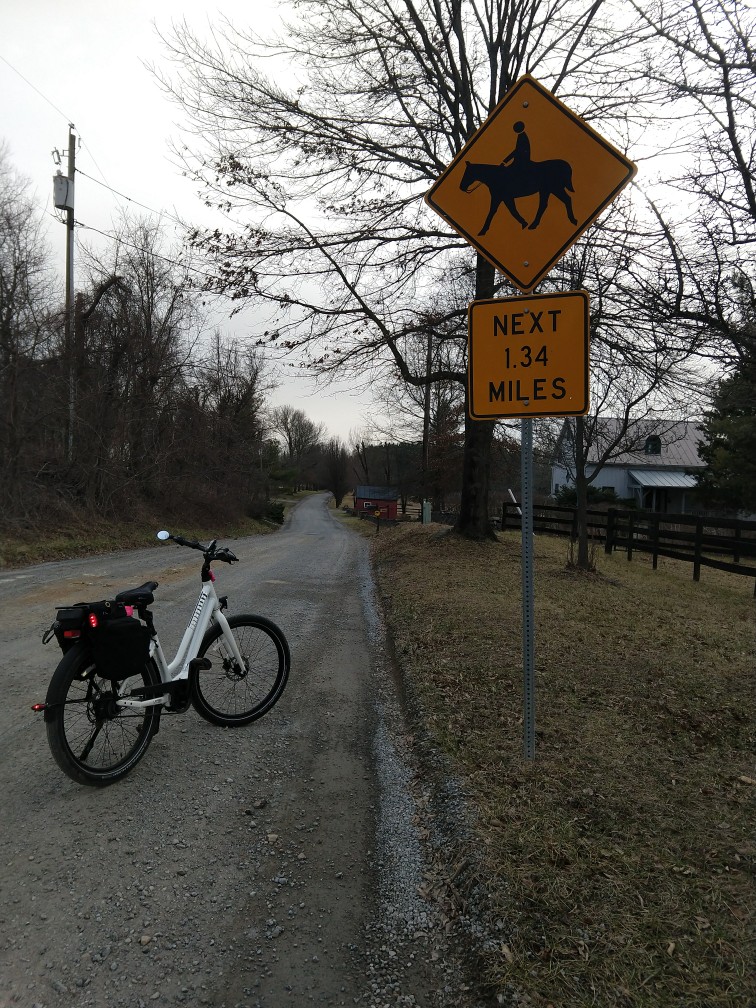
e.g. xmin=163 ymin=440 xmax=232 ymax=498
xmin=31 ymin=703 xmax=47 ymax=712
xmin=63 ymin=629 xmax=81 ymax=639
xmin=88 ymin=613 xmax=99 ymax=629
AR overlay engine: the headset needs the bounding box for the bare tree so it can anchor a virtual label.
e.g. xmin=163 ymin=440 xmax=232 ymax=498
xmin=0 ymin=181 xmax=283 ymax=528
xmin=0 ymin=144 xmax=58 ymax=518
xmin=319 ymin=437 xmax=351 ymax=506
xmin=157 ymin=0 xmax=652 ymax=537
xmin=349 ymin=432 xmax=373 ymax=487
xmin=269 ymin=405 xmax=326 ymax=488
xmin=192 ymin=332 xmax=275 ymax=514
xmin=630 ymin=0 xmax=756 ymax=363
xmin=71 ymin=216 xmax=201 ymax=509
xmin=634 ymin=0 xmax=754 ymax=246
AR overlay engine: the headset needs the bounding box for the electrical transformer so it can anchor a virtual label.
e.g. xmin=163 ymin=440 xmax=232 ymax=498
xmin=53 ymin=170 xmax=74 ymax=211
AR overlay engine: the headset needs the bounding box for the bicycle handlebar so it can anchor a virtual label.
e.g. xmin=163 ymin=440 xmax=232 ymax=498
xmin=158 ymin=532 xmax=238 ymax=564
xmin=169 ymin=534 xmax=201 ymax=549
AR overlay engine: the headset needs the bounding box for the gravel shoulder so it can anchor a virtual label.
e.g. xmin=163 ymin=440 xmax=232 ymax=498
xmin=0 ymin=494 xmax=485 ymax=1008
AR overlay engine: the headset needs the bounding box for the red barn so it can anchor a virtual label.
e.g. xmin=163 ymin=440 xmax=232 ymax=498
xmin=353 ymin=485 xmax=399 ymax=520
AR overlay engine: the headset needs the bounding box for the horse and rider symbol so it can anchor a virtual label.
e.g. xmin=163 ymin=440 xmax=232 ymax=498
xmin=460 ymin=121 xmax=578 ymax=235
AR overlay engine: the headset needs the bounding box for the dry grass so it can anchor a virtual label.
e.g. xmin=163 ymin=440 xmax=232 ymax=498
xmin=373 ymin=524 xmax=755 ymax=1008
xmin=0 ymin=515 xmax=273 ymax=569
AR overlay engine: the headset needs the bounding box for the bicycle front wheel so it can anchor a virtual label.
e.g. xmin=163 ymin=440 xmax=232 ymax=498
xmin=192 ymin=614 xmax=290 ymax=726
xmin=44 ymin=644 xmax=160 ymax=786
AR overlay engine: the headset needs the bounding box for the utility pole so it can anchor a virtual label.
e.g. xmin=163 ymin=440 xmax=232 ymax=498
xmin=65 ymin=126 xmax=76 ymax=462
xmin=421 ymin=330 xmax=432 ymax=522
xmin=53 ymin=124 xmax=76 ymax=461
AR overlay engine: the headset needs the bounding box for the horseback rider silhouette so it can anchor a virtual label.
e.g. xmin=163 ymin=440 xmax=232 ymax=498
xmin=501 ymin=121 xmax=532 ymax=184
xmin=460 ymin=116 xmax=577 ymax=233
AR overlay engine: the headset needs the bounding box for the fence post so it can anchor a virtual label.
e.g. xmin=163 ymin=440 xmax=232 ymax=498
xmin=652 ymin=512 xmax=660 ymax=570
xmin=605 ymin=508 xmax=615 ymax=554
xmin=693 ymin=516 xmax=703 ymax=581
xmin=734 ymin=524 xmax=741 ymax=565
xmin=627 ymin=512 xmax=634 ymax=562
xmin=502 ymin=504 xmax=507 ymax=531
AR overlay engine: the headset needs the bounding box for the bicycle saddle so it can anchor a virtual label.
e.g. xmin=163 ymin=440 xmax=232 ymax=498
xmin=115 ymin=581 xmax=159 ymax=607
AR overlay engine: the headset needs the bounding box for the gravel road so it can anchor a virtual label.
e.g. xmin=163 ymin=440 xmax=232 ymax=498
xmin=0 ymin=494 xmax=484 ymax=1008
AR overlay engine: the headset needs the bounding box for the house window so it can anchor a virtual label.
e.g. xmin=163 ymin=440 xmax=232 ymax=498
xmin=644 ymin=435 xmax=661 ymax=455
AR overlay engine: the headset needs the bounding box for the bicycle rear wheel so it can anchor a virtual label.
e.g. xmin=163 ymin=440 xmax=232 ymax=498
xmin=44 ymin=644 xmax=160 ymax=786
xmin=192 ymin=614 xmax=290 ymax=726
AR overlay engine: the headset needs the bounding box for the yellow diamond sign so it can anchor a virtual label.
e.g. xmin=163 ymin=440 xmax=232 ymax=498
xmin=426 ymin=76 xmax=637 ymax=292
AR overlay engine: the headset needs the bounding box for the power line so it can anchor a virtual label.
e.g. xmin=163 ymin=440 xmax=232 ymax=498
xmin=1 ymin=50 xmax=140 ymax=210
xmin=0 ymin=51 xmax=72 ymax=123
xmin=73 ymin=218 xmax=220 ymax=285
xmin=45 ymin=185 xmax=218 ymax=288
xmin=1 ymin=51 xmax=226 ymax=294
xmin=75 ymin=167 xmax=187 ymax=229
xmin=0 ymin=52 xmax=108 ymax=196
xmin=78 ymin=142 xmax=111 ymax=188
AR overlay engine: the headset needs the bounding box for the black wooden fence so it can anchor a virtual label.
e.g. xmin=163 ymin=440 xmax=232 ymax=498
xmin=502 ymin=502 xmax=756 ymax=590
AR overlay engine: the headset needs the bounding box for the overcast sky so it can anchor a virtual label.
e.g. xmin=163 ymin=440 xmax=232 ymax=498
xmin=0 ymin=0 xmax=385 ymax=443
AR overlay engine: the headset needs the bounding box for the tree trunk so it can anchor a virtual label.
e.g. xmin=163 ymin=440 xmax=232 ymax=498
xmin=456 ymin=414 xmax=497 ymax=538
xmin=573 ymin=415 xmax=593 ymax=570
xmin=456 ymin=256 xmax=497 ymax=540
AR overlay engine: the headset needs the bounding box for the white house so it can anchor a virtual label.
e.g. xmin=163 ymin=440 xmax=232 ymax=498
xmin=551 ymin=418 xmax=706 ymax=514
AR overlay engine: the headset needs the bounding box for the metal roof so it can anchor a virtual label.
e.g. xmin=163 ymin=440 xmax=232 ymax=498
xmin=628 ymin=469 xmax=698 ymax=489
xmin=556 ymin=418 xmax=706 ymax=467
xmin=354 ymin=485 xmax=400 ymax=501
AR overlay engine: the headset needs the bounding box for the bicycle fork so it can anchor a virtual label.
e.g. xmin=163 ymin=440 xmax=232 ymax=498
xmin=210 ymin=609 xmax=248 ymax=674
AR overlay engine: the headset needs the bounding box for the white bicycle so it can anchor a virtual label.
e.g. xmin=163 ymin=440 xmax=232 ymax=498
xmin=35 ymin=531 xmax=290 ymax=786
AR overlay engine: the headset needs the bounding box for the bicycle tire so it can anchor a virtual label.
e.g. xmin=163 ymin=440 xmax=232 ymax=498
xmin=191 ymin=614 xmax=290 ymax=726
xmin=44 ymin=644 xmax=161 ymax=786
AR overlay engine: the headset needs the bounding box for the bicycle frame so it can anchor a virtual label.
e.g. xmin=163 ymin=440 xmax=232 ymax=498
xmin=117 ymin=578 xmax=244 ymax=710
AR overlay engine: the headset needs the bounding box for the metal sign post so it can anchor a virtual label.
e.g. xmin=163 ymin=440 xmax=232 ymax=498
xmin=520 ymin=417 xmax=536 ymax=760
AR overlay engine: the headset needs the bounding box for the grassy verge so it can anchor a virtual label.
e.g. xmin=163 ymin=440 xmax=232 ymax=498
xmin=373 ymin=523 xmax=755 ymax=1008
xmin=0 ymin=515 xmax=277 ymax=569
xmin=0 ymin=490 xmax=329 ymax=568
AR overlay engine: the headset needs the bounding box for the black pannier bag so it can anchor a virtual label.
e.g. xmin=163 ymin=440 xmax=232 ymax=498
xmin=53 ymin=606 xmax=88 ymax=653
xmin=52 ymin=601 xmax=151 ymax=680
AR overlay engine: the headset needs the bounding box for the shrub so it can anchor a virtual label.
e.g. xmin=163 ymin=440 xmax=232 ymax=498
xmin=554 ymin=484 xmax=620 ymax=506
xmin=266 ymin=501 xmax=285 ymax=525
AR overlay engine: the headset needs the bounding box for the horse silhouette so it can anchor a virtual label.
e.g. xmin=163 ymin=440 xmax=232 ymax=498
xmin=460 ymin=158 xmax=577 ymax=234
